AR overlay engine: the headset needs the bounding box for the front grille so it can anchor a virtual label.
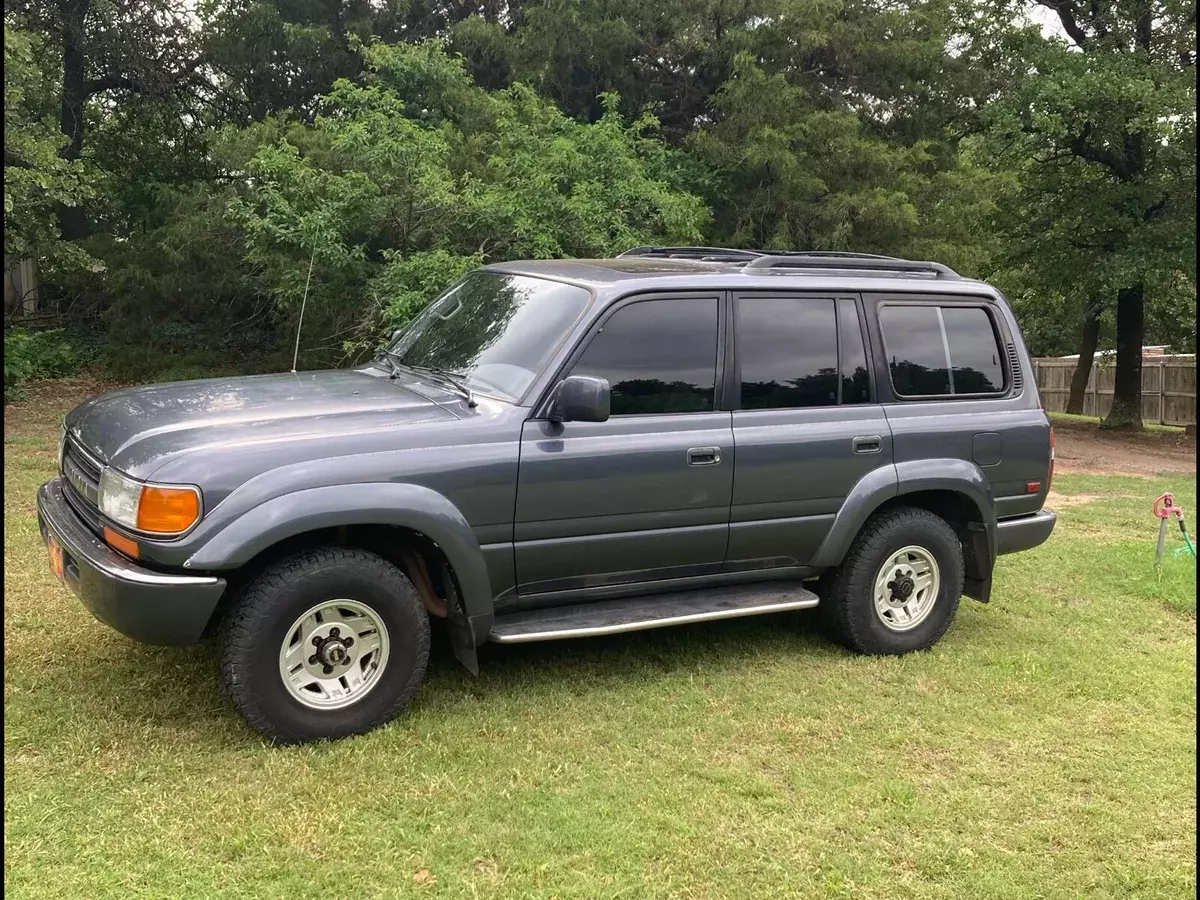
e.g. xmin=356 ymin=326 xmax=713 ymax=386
xmin=61 ymin=437 xmax=104 ymax=533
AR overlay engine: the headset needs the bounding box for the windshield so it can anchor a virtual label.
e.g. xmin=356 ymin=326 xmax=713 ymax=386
xmin=387 ymin=272 xmax=592 ymax=403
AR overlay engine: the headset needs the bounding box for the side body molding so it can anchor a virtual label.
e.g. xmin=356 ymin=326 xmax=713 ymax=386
xmin=185 ymin=483 xmax=495 ymax=642
xmin=809 ymin=458 xmax=997 ymax=572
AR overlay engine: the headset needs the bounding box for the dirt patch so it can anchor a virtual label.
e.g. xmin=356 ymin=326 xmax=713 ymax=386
xmin=1044 ymin=491 xmax=1105 ymax=508
xmin=1053 ymin=420 xmax=1196 ymax=477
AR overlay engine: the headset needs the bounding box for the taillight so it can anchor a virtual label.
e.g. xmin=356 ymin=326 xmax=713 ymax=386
xmin=1048 ymin=426 xmax=1056 ymax=490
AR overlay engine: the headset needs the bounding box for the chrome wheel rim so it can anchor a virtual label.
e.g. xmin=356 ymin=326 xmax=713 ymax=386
xmin=278 ymin=600 xmax=390 ymax=710
xmin=873 ymin=546 xmax=940 ymax=632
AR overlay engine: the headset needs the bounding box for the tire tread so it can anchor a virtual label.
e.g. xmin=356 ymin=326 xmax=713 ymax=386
xmin=820 ymin=506 xmax=963 ymax=655
xmin=217 ymin=547 xmax=430 ymax=743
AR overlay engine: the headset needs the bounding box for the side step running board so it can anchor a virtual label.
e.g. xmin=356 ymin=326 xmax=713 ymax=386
xmin=489 ymin=582 xmax=819 ymax=644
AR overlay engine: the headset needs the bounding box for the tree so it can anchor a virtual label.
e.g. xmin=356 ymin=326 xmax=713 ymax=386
xmin=978 ymin=0 xmax=1196 ymax=429
xmin=228 ymin=40 xmax=709 ymax=366
xmin=6 ymin=0 xmax=206 ymax=242
xmin=3 ymin=25 xmax=99 ymax=280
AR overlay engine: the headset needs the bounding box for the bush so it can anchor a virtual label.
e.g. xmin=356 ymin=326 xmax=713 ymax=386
xmin=3 ymin=328 xmax=79 ymax=401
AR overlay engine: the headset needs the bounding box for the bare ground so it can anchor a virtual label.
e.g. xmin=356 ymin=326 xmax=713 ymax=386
xmin=1052 ymin=418 xmax=1197 ymax=477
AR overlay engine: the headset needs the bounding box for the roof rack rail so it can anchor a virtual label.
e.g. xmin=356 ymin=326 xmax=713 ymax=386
xmin=763 ymin=250 xmax=900 ymax=261
xmin=742 ymin=254 xmax=960 ymax=279
xmin=618 ymin=246 xmax=766 ymax=262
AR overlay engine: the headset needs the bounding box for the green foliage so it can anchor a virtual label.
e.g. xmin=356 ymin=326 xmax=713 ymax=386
xmin=229 ymin=40 xmax=709 ymax=364
xmin=2 ymin=0 xmax=1194 ymax=387
xmin=973 ymin=0 xmax=1196 ymax=406
xmin=3 ymin=27 xmax=101 ymax=278
xmin=3 ymin=329 xmax=79 ymax=400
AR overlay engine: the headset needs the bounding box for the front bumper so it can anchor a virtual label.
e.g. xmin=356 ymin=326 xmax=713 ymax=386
xmin=996 ymin=508 xmax=1057 ymax=556
xmin=36 ymin=479 xmax=226 ymax=645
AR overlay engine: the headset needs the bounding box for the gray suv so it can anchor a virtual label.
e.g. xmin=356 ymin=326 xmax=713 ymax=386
xmin=38 ymin=248 xmax=1057 ymax=743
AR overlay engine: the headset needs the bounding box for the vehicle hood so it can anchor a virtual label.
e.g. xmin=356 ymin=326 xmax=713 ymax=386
xmin=65 ymin=369 xmax=462 ymax=479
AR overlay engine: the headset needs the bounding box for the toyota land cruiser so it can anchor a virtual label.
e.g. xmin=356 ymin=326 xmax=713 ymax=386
xmin=38 ymin=248 xmax=1056 ymax=743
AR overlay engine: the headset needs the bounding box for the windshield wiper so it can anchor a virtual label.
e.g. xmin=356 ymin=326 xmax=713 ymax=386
xmin=405 ymin=364 xmax=478 ymax=408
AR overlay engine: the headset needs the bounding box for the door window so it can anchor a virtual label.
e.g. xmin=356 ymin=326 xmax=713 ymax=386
xmin=735 ymin=296 xmax=872 ymax=409
xmin=569 ymin=297 xmax=719 ymax=415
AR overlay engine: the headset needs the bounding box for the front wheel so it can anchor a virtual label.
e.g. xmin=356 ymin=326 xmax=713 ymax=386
xmin=218 ymin=547 xmax=430 ymax=744
xmin=819 ymin=507 xmax=964 ymax=655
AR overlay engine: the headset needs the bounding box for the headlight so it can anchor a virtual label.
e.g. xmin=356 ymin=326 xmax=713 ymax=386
xmin=99 ymin=468 xmax=202 ymax=536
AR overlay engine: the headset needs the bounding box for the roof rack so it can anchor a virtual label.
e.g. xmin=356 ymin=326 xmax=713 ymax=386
xmin=617 ymin=246 xmax=766 ymax=262
xmin=614 ymin=247 xmax=960 ymax=278
xmin=743 ymin=254 xmax=960 ymax=279
xmin=617 ymin=246 xmax=961 ymax=279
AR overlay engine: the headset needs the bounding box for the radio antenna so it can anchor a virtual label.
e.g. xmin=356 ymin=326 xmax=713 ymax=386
xmin=291 ymin=244 xmax=317 ymax=373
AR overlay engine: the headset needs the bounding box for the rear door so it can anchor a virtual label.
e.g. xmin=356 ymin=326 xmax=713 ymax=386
xmin=867 ymin=295 xmax=1049 ymax=519
xmin=514 ymin=292 xmax=734 ymax=601
xmin=725 ymin=292 xmax=893 ymax=571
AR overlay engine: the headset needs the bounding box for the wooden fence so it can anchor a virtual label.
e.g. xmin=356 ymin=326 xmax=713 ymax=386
xmin=1031 ymin=356 xmax=1197 ymax=426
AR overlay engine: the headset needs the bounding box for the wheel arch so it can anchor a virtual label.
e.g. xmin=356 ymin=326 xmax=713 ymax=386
xmin=811 ymin=459 xmax=997 ymax=601
xmin=189 ymin=483 xmax=495 ymax=660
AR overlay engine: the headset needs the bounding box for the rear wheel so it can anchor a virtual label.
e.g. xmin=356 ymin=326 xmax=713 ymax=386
xmin=819 ymin=507 xmax=964 ymax=655
xmin=218 ymin=547 xmax=430 ymax=744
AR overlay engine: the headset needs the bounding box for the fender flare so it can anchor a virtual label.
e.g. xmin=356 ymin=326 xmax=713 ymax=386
xmin=809 ymin=459 xmax=996 ymax=569
xmin=185 ymin=483 xmax=495 ymax=635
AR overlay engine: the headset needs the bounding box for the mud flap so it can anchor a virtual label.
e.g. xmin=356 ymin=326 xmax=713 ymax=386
xmin=962 ymin=521 xmax=993 ymax=604
xmin=441 ymin=563 xmax=479 ymax=674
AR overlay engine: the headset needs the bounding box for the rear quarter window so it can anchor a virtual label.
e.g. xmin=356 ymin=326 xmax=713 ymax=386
xmin=879 ymin=303 xmax=1006 ymax=398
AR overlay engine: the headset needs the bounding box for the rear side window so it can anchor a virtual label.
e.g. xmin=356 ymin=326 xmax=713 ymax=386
xmin=880 ymin=303 xmax=1005 ymax=397
xmin=570 ymin=297 xmax=718 ymax=415
xmin=736 ymin=296 xmax=873 ymax=410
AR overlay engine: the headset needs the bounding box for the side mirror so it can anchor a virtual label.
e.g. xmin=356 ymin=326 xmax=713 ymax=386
xmin=548 ymin=375 xmax=610 ymax=424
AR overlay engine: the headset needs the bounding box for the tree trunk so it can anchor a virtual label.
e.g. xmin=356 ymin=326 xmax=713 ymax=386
xmin=1102 ymin=281 xmax=1145 ymax=430
xmin=1066 ymin=302 xmax=1102 ymax=414
xmin=57 ymin=0 xmax=90 ymax=242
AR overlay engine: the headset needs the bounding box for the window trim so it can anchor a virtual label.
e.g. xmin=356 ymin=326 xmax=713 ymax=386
xmin=729 ymin=291 xmax=875 ymax=412
xmin=532 ymin=290 xmax=726 ymax=420
xmin=877 ymin=300 xmax=1009 ymax=401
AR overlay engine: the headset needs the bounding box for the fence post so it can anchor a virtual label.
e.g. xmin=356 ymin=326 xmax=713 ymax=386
xmin=1090 ymin=364 xmax=1098 ymax=417
xmin=1159 ymin=360 xmax=1166 ymax=425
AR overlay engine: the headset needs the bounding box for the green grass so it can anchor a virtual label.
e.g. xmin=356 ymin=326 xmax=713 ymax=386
xmin=4 ymin=388 xmax=1196 ymax=899
xmin=1049 ymin=411 xmax=1189 ymax=434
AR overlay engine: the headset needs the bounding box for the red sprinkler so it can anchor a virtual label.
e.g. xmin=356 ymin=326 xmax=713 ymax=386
xmin=1153 ymin=492 xmax=1196 ymax=565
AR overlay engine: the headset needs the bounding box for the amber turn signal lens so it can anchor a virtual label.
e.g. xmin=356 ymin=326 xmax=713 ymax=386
xmin=136 ymin=485 xmax=200 ymax=534
xmin=103 ymin=526 xmax=140 ymax=559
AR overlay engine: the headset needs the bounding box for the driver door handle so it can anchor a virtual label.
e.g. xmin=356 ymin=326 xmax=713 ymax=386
xmin=687 ymin=447 xmax=722 ymax=467
xmin=852 ymin=435 xmax=882 ymax=454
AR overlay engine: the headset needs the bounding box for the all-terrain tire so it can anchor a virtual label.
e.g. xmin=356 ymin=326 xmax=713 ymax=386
xmin=818 ymin=506 xmax=964 ymax=655
xmin=217 ymin=547 xmax=430 ymax=744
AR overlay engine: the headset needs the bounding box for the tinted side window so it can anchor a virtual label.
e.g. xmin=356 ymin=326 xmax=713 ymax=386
xmin=737 ymin=297 xmax=838 ymax=409
xmin=879 ymin=305 xmax=951 ymax=395
xmin=880 ymin=304 xmax=1005 ymax=397
xmin=942 ymin=307 xmax=1004 ymax=393
xmin=570 ymin=297 xmax=718 ymax=415
xmin=838 ymin=297 xmax=871 ymax=404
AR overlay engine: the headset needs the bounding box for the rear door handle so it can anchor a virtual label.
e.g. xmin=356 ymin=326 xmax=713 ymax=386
xmin=852 ymin=435 xmax=882 ymax=454
xmin=687 ymin=446 xmax=722 ymax=466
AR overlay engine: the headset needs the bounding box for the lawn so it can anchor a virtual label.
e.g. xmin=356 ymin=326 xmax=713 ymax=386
xmin=4 ymin=383 xmax=1196 ymax=899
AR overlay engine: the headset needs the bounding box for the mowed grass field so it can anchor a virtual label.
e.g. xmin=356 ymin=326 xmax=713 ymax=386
xmin=4 ymin=382 xmax=1196 ymax=899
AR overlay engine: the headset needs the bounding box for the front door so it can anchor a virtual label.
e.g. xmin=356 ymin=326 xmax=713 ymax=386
xmin=514 ymin=293 xmax=733 ymax=601
xmin=725 ymin=292 xmax=894 ymax=570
